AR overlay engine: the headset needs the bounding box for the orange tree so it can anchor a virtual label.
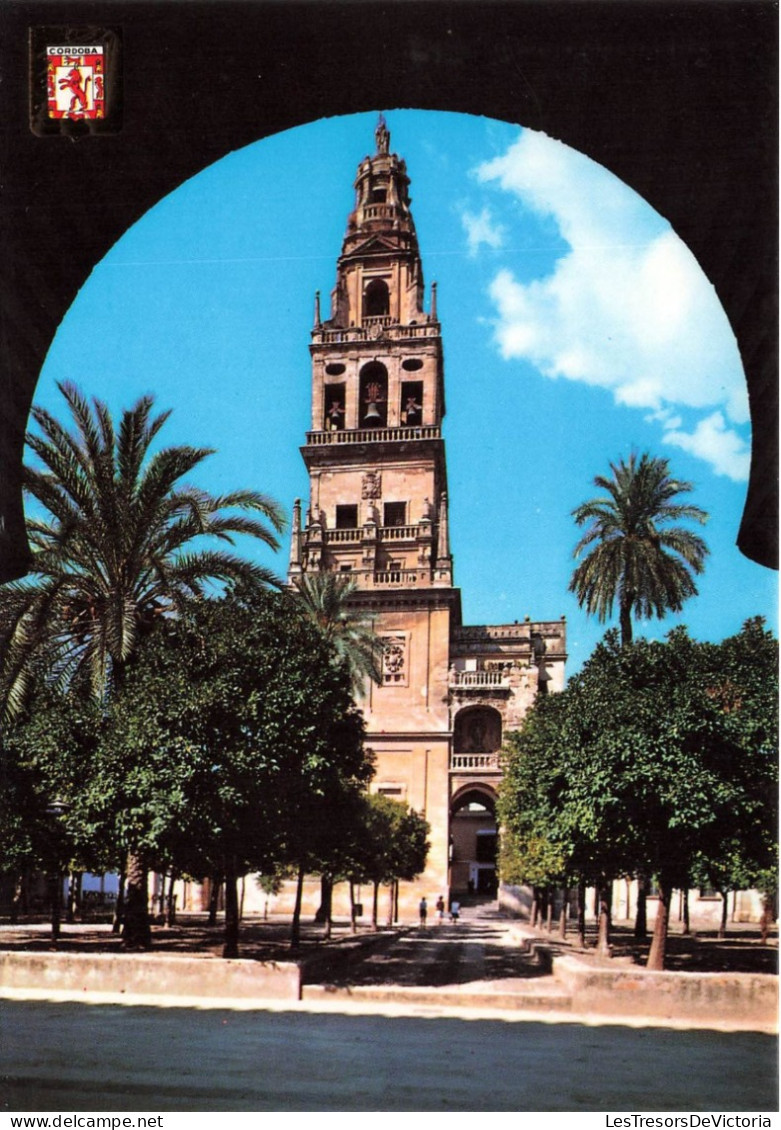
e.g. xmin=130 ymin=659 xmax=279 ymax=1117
xmin=92 ymin=583 xmax=370 ymax=957
xmin=500 ymin=620 xmax=778 ymax=969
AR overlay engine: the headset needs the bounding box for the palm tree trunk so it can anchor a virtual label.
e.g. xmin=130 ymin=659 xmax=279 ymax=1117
xmin=619 ymin=596 xmax=633 ymax=647
xmin=122 ymin=853 xmax=151 ymax=949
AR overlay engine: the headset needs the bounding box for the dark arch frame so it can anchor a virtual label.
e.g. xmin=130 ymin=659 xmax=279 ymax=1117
xmin=1 ymin=0 xmax=776 ymax=581
xmin=450 ymin=784 xmax=498 ymax=818
xmin=453 ymin=704 xmax=503 ymax=754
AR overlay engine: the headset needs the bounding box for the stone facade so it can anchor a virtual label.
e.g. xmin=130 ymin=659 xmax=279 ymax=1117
xmin=283 ymin=118 xmax=566 ymax=916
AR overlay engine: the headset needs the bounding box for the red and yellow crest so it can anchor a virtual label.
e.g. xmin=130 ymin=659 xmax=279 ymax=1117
xmin=47 ymin=45 xmax=105 ymax=119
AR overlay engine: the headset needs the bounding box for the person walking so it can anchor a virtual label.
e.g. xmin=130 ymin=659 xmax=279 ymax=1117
xmin=436 ymin=895 xmax=445 ymax=923
xmin=419 ymin=896 xmax=428 ymax=927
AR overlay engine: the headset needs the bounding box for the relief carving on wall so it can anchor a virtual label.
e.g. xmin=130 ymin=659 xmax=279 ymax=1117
xmin=362 ymin=471 xmax=382 ymax=500
xmin=382 ymin=635 xmax=406 ymax=684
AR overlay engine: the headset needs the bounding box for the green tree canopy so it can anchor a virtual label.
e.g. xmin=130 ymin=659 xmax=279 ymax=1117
xmin=94 ymin=584 xmax=370 ymax=955
xmin=499 ymin=619 xmax=778 ymax=970
xmin=0 ymin=382 xmax=286 ymax=946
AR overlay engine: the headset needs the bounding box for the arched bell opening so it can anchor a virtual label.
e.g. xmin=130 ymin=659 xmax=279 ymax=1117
xmin=359 ymin=361 xmax=388 ymax=427
xmin=363 ymin=278 xmax=390 ymax=319
xmin=449 ymin=784 xmax=499 ymax=898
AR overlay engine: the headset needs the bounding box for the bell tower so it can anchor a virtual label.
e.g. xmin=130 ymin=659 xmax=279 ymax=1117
xmin=290 ymin=116 xmax=460 ymax=905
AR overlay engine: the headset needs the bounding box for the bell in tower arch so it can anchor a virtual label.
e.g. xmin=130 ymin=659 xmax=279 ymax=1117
xmin=360 ymin=362 xmax=388 ymax=427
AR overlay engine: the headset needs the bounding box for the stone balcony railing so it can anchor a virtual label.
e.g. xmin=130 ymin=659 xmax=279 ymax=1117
xmin=321 ymin=524 xmax=430 ymax=545
xmin=305 ymin=425 xmax=441 ymax=447
xmin=450 ymin=752 xmax=502 ymax=773
xmin=312 ymin=322 xmax=439 ymax=345
xmin=374 ymin=568 xmax=420 ymax=586
xmin=449 ymin=670 xmax=509 ymax=689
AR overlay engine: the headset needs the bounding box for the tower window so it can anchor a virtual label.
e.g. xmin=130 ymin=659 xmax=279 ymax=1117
xmin=371 ymin=188 xmax=387 ymax=203
xmin=336 ymin=504 xmax=359 ymax=529
xmin=324 ymin=383 xmax=346 ymax=431
xmin=383 ymin=502 xmax=406 ymax=527
xmin=401 ymin=381 xmax=423 ymax=425
xmin=363 ymin=279 xmax=390 ymax=318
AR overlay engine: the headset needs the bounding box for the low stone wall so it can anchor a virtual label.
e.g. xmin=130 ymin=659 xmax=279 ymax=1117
xmin=0 ymin=950 xmax=301 ymax=1001
xmin=553 ymin=954 xmax=778 ymax=1024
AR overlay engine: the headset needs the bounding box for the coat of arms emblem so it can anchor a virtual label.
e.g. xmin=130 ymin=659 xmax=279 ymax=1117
xmin=47 ymin=45 xmax=105 ymax=119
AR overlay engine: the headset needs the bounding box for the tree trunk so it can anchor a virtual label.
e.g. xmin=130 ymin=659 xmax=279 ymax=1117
xmin=597 ymin=883 xmax=611 ymax=956
xmin=681 ymin=887 xmax=691 ymax=936
xmin=290 ymin=862 xmax=305 ymax=949
xmin=349 ymin=880 xmax=357 ymax=933
xmin=157 ymin=872 xmax=166 ymax=918
xmin=619 ymin=596 xmax=634 ymax=647
xmin=718 ymin=889 xmax=728 ymax=939
xmin=314 ymin=875 xmax=333 ymax=925
xmin=66 ymin=871 xmax=81 ymax=923
xmin=372 ymin=881 xmax=379 ymax=931
xmin=530 ymin=888 xmax=539 ymax=928
xmin=49 ymin=872 xmax=62 ymax=942
xmin=10 ymin=873 xmax=24 ymax=924
xmin=545 ymin=888 xmax=553 ymax=932
xmin=122 ymin=854 xmax=151 ymax=949
xmin=558 ymin=887 xmax=568 ymax=939
xmin=208 ymin=876 xmax=221 ymax=926
xmin=165 ymin=870 xmax=177 ymax=926
xmin=760 ymin=892 xmax=774 ymax=945
xmin=387 ymin=884 xmax=395 ymax=928
xmin=112 ymin=869 xmax=126 ymax=934
xmin=647 ymin=876 xmax=673 ymax=970
xmin=576 ymin=879 xmax=586 ymax=948
xmin=634 ymin=874 xmax=648 ymax=940
xmin=324 ymin=890 xmax=332 ymax=940
xmin=223 ymin=861 xmax=240 ymax=959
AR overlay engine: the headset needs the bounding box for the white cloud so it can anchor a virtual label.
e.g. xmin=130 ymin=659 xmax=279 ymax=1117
xmin=475 ymin=131 xmax=751 ymax=478
xmin=461 ymin=207 xmax=504 ymax=256
xmin=663 ymin=411 xmax=751 ymax=482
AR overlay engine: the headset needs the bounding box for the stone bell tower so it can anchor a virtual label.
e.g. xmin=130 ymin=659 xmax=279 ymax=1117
xmin=289 ymin=115 xmax=460 ymax=906
xmin=288 ymin=117 xmax=567 ymax=918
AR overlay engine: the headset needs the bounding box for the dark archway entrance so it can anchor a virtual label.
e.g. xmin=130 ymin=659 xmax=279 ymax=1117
xmin=450 ymin=785 xmax=498 ymax=897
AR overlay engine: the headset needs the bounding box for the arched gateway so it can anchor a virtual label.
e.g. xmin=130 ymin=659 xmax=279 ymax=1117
xmin=285 ymin=117 xmax=567 ymax=918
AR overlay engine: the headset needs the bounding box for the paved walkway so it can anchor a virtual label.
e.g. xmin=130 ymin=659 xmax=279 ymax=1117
xmin=304 ymin=902 xmax=575 ymax=1012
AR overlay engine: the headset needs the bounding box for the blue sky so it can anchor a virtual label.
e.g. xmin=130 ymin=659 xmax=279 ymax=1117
xmin=37 ymin=110 xmax=777 ymax=672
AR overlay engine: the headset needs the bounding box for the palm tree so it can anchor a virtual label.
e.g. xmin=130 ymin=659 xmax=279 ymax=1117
xmin=0 ymin=381 xmax=286 ymax=944
xmin=569 ymin=452 xmax=709 ymax=646
xmin=290 ymin=571 xmax=384 ymax=929
xmin=291 ymin=572 xmax=384 ymax=693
